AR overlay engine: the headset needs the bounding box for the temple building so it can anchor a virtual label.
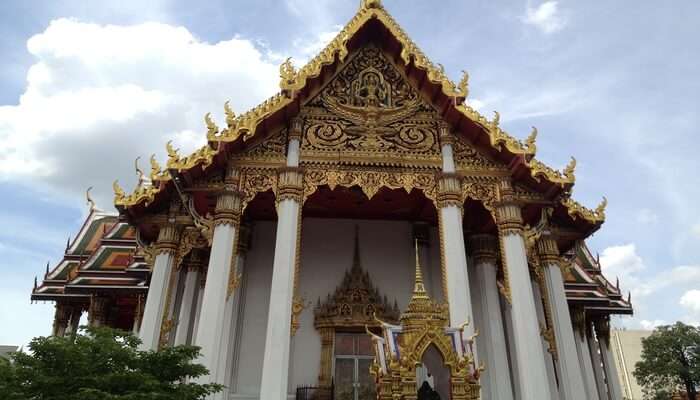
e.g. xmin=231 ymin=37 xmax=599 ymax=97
xmin=32 ymin=1 xmax=633 ymax=399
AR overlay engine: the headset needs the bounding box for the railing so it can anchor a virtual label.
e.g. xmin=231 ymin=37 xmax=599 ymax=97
xmin=295 ymin=383 xmax=334 ymax=400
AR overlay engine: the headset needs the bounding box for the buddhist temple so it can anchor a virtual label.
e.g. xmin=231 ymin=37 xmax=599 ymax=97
xmin=32 ymin=1 xmax=633 ymax=399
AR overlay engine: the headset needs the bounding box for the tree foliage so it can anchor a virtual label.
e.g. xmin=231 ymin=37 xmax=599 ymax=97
xmin=0 ymin=326 xmax=222 ymax=400
xmin=634 ymin=322 xmax=700 ymax=400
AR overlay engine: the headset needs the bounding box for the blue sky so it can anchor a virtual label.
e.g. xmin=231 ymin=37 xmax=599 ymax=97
xmin=1 ymin=0 xmax=699 ymax=347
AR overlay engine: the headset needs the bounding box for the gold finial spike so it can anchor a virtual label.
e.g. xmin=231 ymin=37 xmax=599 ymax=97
xmin=595 ymin=196 xmax=608 ymax=217
xmin=563 ymin=157 xmax=576 ymax=179
xmin=204 ymin=112 xmax=219 ymax=137
xmin=224 ymin=100 xmax=236 ymax=128
xmin=458 ymin=70 xmax=469 ymax=98
xmin=413 ymin=238 xmax=427 ymax=296
xmin=525 ymin=126 xmax=538 ymax=153
xmin=360 ymin=0 xmax=382 ymax=10
xmin=166 ymin=140 xmax=179 ymax=161
xmin=492 ymin=111 xmax=500 ymax=127
xmin=149 ymin=154 xmax=161 ymax=181
xmin=86 ymin=186 xmax=96 ymax=212
xmin=113 ymin=180 xmax=125 ymax=198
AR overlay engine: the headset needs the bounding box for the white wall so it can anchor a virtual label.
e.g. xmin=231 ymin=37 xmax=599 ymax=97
xmin=232 ymin=218 xmax=443 ymax=396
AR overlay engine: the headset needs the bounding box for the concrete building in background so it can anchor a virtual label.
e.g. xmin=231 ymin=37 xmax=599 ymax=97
xmin=610 ymin=329 xmax=652 ymax=400
xmin=0 ymin=345 xmax=18 ymax=359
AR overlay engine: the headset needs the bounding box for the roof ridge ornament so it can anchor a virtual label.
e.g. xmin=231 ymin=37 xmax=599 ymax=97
xmin=224 ymin=100 xmax=236 ymax=128
xmin=525 ymin=126 xmax=538 ymax=155
xmin=458 ymin=70 xmax=469 ymax=98
xmin=360 ymin=0 xmax=382 ymax=10
xmin=86 ymin=186 xmax=99 ymax=212
xmin=204 ymin=112 xmax=219 ymax=137
xmin=563 ymin=157 xmax=576 ymax=180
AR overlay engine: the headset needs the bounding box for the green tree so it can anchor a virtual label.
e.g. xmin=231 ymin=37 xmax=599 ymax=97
xmin=634 ymin=322 xmax=700 ymax=400
xmin=0 ymin=326 xmax=222 ymax=400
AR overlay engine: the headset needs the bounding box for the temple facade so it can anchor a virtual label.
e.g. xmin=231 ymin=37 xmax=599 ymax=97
xmin=32 ymin=1 xmax=633 ymax=399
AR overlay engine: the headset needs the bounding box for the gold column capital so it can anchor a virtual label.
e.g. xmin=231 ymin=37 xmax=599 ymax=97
xmin=536 ymin=235 xmax=560 ymax=265
xmin=155 ymin=224 xmax=179 ymax=255
xmin=437 ymin=173 xmax=463 ymax=209
xmin=288 ymin=117 xmax=304 ymax=141
xmin=437 ymin=121 xmax=455 ymax=147
xmin=468 ymin=234 xmax=499 ymax=265
xmin=215 ymin=166 xmax=242 ymax=227
xmin=277 ymin=167 xmax=304 ymax=203
xmin=495 ymin=179 xmax=524 ymax=236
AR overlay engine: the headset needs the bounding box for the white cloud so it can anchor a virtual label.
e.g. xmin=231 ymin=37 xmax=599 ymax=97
xmin=600 ymin=244 xmax=645 ymax=287
xmin=0 ymin=18 xmax=281 ymax=208
xmin=522 ymin=1 xmax=566 ymax=34
xmin=636 ymin=208 xmax=659 ymax=225
xmin=640 ymin=319 xmax=667 ymax=330
xmin=680 ymin=290 xmax=700 ymax=313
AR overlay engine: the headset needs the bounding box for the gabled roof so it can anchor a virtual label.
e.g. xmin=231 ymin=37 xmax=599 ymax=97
xmin=113 ymin=0 xmax=606 ymax=233
xmin=564 ymin=242 xmax=633 ymax=315
xmin=32 ymin=206 xmax=147 ymax=303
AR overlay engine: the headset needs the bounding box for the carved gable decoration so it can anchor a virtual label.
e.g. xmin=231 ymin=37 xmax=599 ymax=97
xmin=314 ymin=230 xmax=400 ymax=329
xmin=231 ymin=128 xmax=287 ymax=165
xmin=301 ymin=45 xmax=442 ymax=167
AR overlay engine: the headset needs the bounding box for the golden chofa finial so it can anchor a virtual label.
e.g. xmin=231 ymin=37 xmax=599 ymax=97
xmin=458 ymin=70 xmax=469 ymax=98
xmin=563 ymin=157 xmax=576 ymax=180
xmin=595 ymin=196 xmax=608 ymax=218
xmin=491 ymin=111 xmax=500 ymax=127
xmin=204 ymin=112 xmax=219 ymax=137
xmin=525 ymin=126 xmax=538 ymax=153
xmin=113 ymin=180 xmax=125 ymax=199
xmin=279 ymin=57 xmax=298 ymax=91
xmin=149 ymin=154 xmax=161 ymax=181
xmin=86 ymin=186 xmax=97 ymax=212
xmin=360 ymin=0 xmax=382 ymax=10
xmin=224 ymin=100 xmax=236 ymax=128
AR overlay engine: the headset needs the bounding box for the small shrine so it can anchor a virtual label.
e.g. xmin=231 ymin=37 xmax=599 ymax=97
xmin=369 ymin=243 xmax=480 ymax=400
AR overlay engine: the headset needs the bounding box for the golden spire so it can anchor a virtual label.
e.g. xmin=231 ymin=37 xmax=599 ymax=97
xmin=412 ymin=239 xmax=428 ymax=299
xmin=525 ymin=126 xmax=538 ymax=153
xmin=224 ymin=101 xmax=236 ymax=128
xmin=563 ymin=156 xmax=576 ymax=180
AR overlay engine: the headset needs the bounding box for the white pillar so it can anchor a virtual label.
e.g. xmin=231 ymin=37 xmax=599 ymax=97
xmin=595 ymin=318 xmax=623 ymax=400
xmin=139 ymin=224 xmax=178 ymax=350
xmin=217 ymin=225 xmax=250 ymax=399
xmin=588 ymin=323 xmax=609 ymax=400
xmin=260 ymin=119 xmax=304 ymax=400
xmin=531 ymin=280 xmax=560 ymax=400
xmin=495 ymin=179 xmax=552 ymax=400
xmin=573 ymin=310 xmax=600 ymax=400
xmin=437 ymin=124 xmax=477 ymax=344
xmin=174 ymin=264 xmax=200 ymax=346
xmin=193 ymin=168 xmax=242 ymax=391
xmin=469 ymin=235 xmax=514 ymax=400
xmin=192 ymin=270 xmax=206 ymax=342
xmin=538 ymin=237 xmax=588 ymax=400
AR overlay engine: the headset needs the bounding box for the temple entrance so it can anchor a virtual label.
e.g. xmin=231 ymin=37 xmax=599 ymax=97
xmin=334 ymin=333 xmax=376 ymax=400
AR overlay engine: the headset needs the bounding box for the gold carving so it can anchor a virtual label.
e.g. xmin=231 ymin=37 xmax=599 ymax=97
xmin=205 ymin=112 xmax=219 ymax=138
xmin=437 ymin=173 xmax=463 ymax=208
xmin=149 ymin=154 xmax=170 ymax=182
xmin=224 ymin=101 xmax=236 ymax=128
xmin=301 ymin=45 xmax=441 ymax=166
xmin=562 ymin=196 xmax=607 ymax=224
xmin=314 ymin=227 xmax=400 ymax=387
xmin=174 ymin=227 xmax=209 ymax=270
xmin=371 ymin=243 xmax=480 ymax=400
xmin=277 ymin=167 xmax=304 ymax=203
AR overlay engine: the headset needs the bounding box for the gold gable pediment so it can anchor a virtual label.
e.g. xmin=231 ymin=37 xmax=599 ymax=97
xmin=300 ymin=44 xmax=442 ymax=168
